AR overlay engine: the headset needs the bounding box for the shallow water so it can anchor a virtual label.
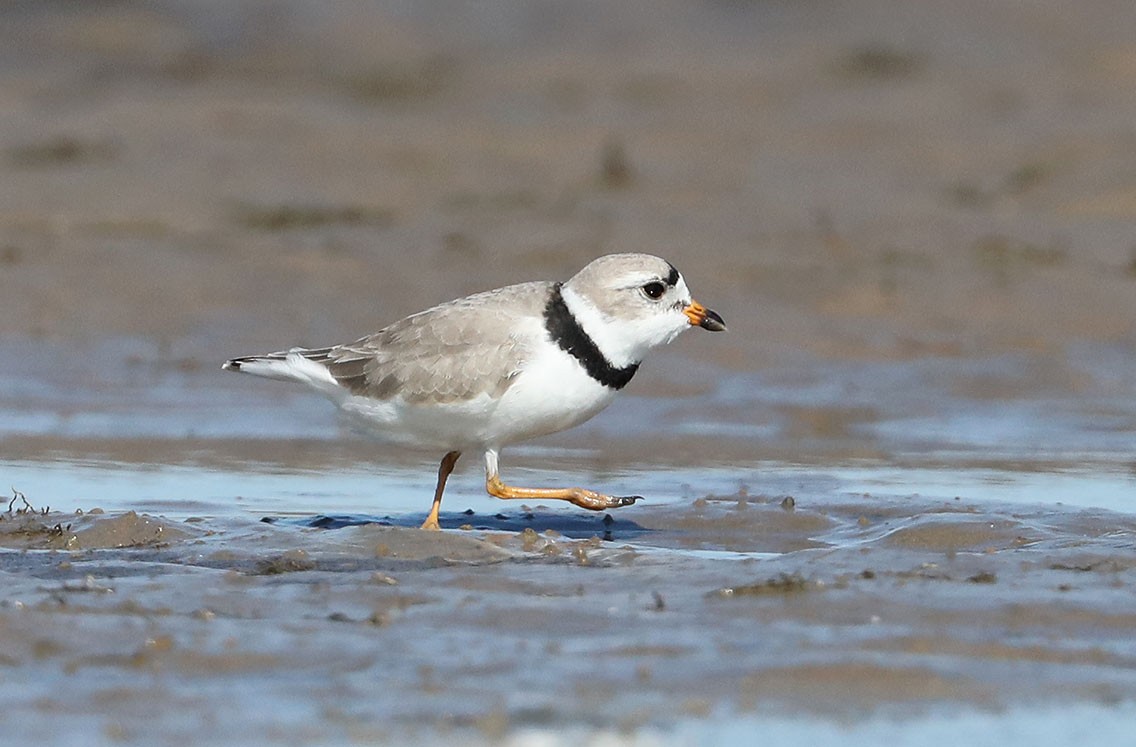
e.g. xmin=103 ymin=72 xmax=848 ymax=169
xmin=4 ymin=348 xmax=1136 ymax=745
xmin=6 ymin=456 xmax=1136 ymax=521
xmin=3 ymin=330 xmax=1136 ymax=747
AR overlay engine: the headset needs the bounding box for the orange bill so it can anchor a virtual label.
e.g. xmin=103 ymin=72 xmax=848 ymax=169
xmin=683 ymin=300 xmax=727 ymax=331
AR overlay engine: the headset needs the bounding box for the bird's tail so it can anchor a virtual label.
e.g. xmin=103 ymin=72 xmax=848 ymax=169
xmin=222 ymin=348 xmax=341 ymax=394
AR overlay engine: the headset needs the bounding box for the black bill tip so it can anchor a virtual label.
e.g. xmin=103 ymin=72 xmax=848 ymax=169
xmin=700 ymin=308 xmax=726 ymax=332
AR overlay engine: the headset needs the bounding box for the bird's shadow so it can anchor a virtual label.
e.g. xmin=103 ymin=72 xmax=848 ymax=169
xmin=262 ymin=510 xmax=649 ymax=542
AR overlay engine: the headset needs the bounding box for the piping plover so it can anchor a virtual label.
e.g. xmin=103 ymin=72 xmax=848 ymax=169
xmin=223 ymin=253 xmax=725 ymax=529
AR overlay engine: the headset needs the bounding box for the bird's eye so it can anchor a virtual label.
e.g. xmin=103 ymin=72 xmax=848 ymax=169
xmin=641 ymin=281 xmax=666 ymax=300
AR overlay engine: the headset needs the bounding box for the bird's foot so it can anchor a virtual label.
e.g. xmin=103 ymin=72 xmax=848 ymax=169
xmin=485 ymin=476 xmax=643 ymax=511
xmin=567 ymin=489 xmax=642 ymax=511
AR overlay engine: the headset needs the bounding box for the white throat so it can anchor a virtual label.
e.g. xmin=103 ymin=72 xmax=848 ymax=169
xmin=560 ymin=285 xmax=649 ymax=368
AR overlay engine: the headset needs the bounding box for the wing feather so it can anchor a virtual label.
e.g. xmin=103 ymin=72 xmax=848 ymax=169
xmin=311 ymin=281 xmax=552 ymax=404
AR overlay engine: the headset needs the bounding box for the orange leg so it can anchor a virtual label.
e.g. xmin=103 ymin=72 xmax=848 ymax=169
xmin=482 ymin=449 xmax=640 ymax=511
xmin=421 ymin=450 xmax=461 ymax=530
xmin=486 ymin=475 xmax=641 ymax=510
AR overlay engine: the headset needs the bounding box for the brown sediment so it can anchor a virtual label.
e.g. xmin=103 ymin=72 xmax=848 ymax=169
xmin=2 ymin=0 xmax=1136 ymax=743
xmin=0 ymin=489 xmax=1133 ymax=739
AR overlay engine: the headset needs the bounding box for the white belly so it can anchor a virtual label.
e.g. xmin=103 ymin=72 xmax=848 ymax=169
xmin=335 ymin=346 xmax=616 ymax=451
xmin=486 ymin=344 xmax=617 ymax=447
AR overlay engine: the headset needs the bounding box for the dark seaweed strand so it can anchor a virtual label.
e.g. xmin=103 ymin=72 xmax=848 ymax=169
xmin=543 ymin=283 xmax=639 ymax=390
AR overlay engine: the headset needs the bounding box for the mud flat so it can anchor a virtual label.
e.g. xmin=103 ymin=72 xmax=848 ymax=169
xmin=2 ymin=0 xmax=1136 ymax=744
xmin=2 ymin=477 xmax=1135 ymax=745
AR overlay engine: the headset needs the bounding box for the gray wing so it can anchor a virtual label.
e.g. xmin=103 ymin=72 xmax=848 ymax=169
xmin=309 ymin=281 xmax=553 ymax=405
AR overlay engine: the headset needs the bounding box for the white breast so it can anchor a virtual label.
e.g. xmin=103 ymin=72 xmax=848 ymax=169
xmin=484 ymin=341 xmax=617 ymax=448
xmin=332 ymin=327 xmax=616 ymax=451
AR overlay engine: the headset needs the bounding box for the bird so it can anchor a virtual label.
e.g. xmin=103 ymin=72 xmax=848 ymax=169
xmin=222 ymin=253 xmax=725 ymax=530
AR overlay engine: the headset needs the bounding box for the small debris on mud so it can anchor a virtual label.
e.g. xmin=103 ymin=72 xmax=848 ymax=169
xmin=252 ymin=549 xmax=316 ymax=575
xmin=711 ymin=573 xmax=820 ymax=598
xmin=5 ymin=488 xmax=48 ymax=516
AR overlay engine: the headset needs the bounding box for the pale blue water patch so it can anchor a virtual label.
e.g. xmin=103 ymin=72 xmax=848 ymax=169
xmin=4 ymin=337 xmax=1136 ymax=517
xmin=0 ymin=336 xmax=339 ymax=440
xmin=656 ymin=701 xmax=1136 ymax=747
xmin=625 ymin=546 xmax=781 ymax=562
xmin=0 ymin=403 xmax=332 ymax=440
xmin=670 ymin=347 xmax=1136 ymax=462
xmin=824 ymin=463 xmax=1136 ymax=513
xmin=726 ymin=462 xmax=1136 ymax=514
xmin=0 ymin=459 xmax=442 ymax=518
xmin=3 ymin=458 xmax=1134 ymax=520
xmin=865 ymin=400 xmax=1136 ymax=461
xmin=600 ymin=461 xmax=1136 ymax=514
xmin=281 ymin=701 xmax=1136 ymax=746
xmin=4 ymin=337 xmax=1136 ymax=465
xmin=0 ymin=459 xmax=743 ymax=520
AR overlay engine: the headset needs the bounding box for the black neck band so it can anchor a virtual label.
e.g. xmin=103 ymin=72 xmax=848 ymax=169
xmin=543 ymin=283 xmax=639 ymax=390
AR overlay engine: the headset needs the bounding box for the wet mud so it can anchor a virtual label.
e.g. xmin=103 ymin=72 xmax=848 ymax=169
xmin=3 ymin=487 xmax=1136 ymax=744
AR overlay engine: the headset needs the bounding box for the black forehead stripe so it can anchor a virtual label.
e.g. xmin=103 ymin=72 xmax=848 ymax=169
xmin=543 ymin=283 xmax=639 ymax=390
xmin=665 ymin=262 xmax=680 ymax=287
